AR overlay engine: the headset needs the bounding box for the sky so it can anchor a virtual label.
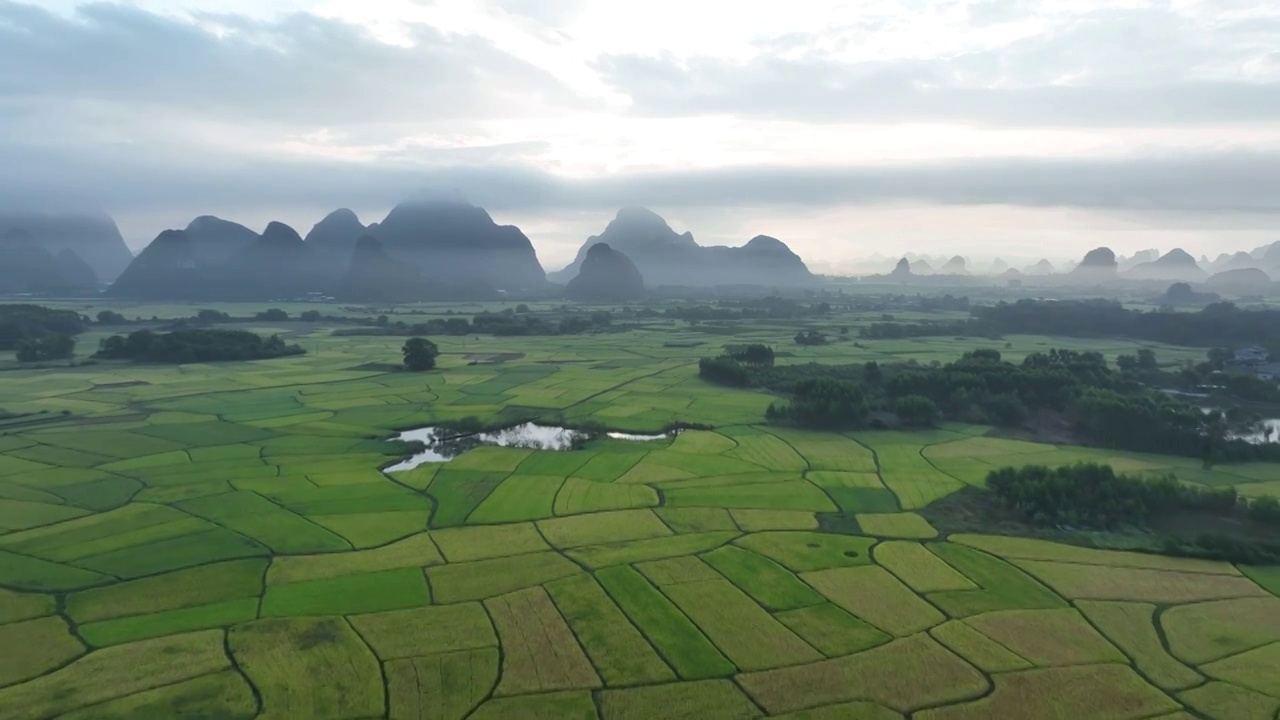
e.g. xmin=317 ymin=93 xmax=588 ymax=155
xmin=3 ymin=0 xmax=1280 ymax=272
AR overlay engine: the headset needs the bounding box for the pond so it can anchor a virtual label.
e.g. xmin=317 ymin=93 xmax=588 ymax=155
xmin=385 ymin=422 xmax=677 ymax=472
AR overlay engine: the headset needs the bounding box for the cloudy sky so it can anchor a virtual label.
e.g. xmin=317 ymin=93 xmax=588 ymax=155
xmin=3 ymin=0 xmax=1279 ymax=271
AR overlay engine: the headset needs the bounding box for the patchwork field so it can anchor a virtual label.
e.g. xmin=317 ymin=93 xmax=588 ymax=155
xmin=0 ymin=302 xmax=1278 ymax=718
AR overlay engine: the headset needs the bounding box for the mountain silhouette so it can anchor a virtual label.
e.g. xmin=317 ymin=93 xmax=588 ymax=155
xmin=1070 ymin=247 xmax=1118 ymax=280
xmin=107 ymin=230 xmax=202 ymax=298
xmin=551 ymin=208 xmax=814 ymax=287
xmin=184 ymin=216 xmax=260 ymax=265
xmin=1125 ymin=248 xmax=1206 ymax=282
xmin=304 ymin=209 xmax=367 ymax=271
xmin=565 ymin=244 xmax=646 ymax=301
xmin=1205 ymin=267 xmax=1272 ymax=292
xmin=0 ymin=211 xmax=133 ymax=282
xmin=370 ymin=200 xmax=545 ymax=291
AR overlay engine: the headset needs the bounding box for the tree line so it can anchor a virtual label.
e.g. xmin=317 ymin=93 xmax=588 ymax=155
xmin=863 ymin=299 xmax=1280 ymax=351
xmin=700 ymin=345 xmax=1280 ymax=464
xmin=95 ymin=329 xmax=306 ymax=363
xmin=986 ymin=462 xmax=1280 ymax=563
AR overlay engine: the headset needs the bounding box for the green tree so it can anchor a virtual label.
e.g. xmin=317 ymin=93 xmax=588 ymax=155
xmin=1136 ymin=349 xmax=1158 ymax=370
xmin=895 ymin=395 xmax=938 ymax=427
xmin=255 ymin=309 xmax=289 ymax=321
xmin=15 ymin=333 xmax=75 ymax=362
xmin=402 ymin=337 xmax=439 ymax=372
xmin=96 ymin=310 xmax=127 ymax=325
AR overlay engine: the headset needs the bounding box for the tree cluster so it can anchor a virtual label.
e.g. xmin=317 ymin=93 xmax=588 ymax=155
xmin=402 ymin=337 xmax=439 ymax=371
xmin=0 ymin=305 xmax=85 ymax=350
xmin=985 ymin=463 xmax=1243 ymax=529
xmin=794 ymin=330 xmax=828 ymax=346
xmin=699 ymin=345 xmax=1280 ymax=463
xmin=722 ymin=344 xmax=775 ymax=366
xmin=95 ymin=329 xmax=305 ymax=364
xmin=766 ymin=378 xmax=868 ymax=429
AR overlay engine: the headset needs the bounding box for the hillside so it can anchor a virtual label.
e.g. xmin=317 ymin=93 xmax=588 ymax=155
xmin=551 ymin=207 xmax=815 ymax=287
xmin=370 ymin=200 xmax=546 ymax=291
xmin=0 ymin=211 xmax=133 ymax=282
xmin=564 ymin=243 xmax=646 ymax=301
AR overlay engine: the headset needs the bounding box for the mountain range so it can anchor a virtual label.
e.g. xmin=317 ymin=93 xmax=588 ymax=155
xmin=549 ymin=207 xmax=815 ymax=288
xmin=0 ymin=212 xmax=133 ymax=284
xmin=107 ymin=202 xmax=816 ymax=300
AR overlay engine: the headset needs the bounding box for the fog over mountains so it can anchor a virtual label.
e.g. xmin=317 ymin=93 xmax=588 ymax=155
xmin=5 ymin=197 xmax=1279 ymax=301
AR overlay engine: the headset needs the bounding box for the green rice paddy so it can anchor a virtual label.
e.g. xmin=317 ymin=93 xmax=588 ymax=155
xmin=0 ymin=301 xmax=1278 ymax=718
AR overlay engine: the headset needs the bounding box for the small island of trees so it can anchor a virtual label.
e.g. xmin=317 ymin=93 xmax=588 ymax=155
xmin=95 ymin=329 xmax=305 ymax=364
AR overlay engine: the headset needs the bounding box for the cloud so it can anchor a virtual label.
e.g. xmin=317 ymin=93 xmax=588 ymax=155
xmin=0 ymin=1 xmax=578 ymax=124
xmin=5 ymin=124 xmax=1278 ymax=218
xmin=597 ymin=5 xmax=1280 ymax=126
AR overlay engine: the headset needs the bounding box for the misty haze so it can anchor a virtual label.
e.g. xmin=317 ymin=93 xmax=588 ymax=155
xmin=2 ymin=2 xmax=1280 ymax=719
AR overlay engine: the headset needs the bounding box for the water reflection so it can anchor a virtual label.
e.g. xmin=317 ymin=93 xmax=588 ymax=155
xmin=386 ymin=423 xmax=676 ymax=472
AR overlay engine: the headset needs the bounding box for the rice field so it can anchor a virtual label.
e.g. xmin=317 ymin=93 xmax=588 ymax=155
xmin=0 ymin=300 xmax=1277 ymax=717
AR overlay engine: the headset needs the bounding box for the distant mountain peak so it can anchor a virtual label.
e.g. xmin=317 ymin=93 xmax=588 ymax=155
xmin=566 ymin=243 xmax=646 ymax=301
xmin=550 ymin=208 xmax=812 ymax=287
xmin=258 ymin=221 xmax=305 ymax=248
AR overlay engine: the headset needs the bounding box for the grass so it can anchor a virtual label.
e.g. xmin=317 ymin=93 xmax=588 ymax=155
xmin=657 ymin=576 xmax=823 ymax=671
xmin=485 ymin=586 xmax=601 ymax=695
xmin=1161 ymin=597 xmax=1280 ymax=664
xmin=565 ymin=530 xmax=739 ymax=568
xmin=0 ymin=616 xmax=84 ymax=686
xmin=468 ymin=691 xmax=598 ymax=720
xmin=916 ymin=665 xmax=1180 ymax=720
xmin=595 ymin=565 xmax=736 ymax=680
xmin=426 ymin=551 xmax=580 ymax=603
xmin=545 ymin=573 xmax=675 ymax=685
xmin=929 ymin=620 xmax=1033 ymax=673
xmin=737 ymin=633 xmax=988 ymax=715
xmin=429 ymin=522 xmax=549 ymax=562
xmin=729 ymin=509 xmax=818 ymax=531
xmin=467 ymin=474 xmax=565 ymax=524
xmin=0 ymin=587 xmax=56 ymax=624
xmin=175 ymin=492 xmax=348 ymax=554
xmin=229 ymin=617 xmax=384 ymax=720
xmin=802 ymin=565 xmax=945 ymax=637
xmin=925 ymin=543 xmax=1068 ymax=617
xmin=1199 ymin=642 xmax=1280 ymax=697
xmin=0 ymin=548 xmax=110 ymax=591
xmin=349 ymin=602 xmax=496 ymax=660
xmin=55 ymin=671 xmax=257 ymax=720
xmin=1014 ymin=560 xmax=1271 ymax=604
xmin=71 ymin=527 xmax=268 ymax=579
xmin=1077 ymin=601 xmax=1204 ymax=691
xmin=264 ymin=533 xmax=442 ymax=585
xmin=663 ymin=480 xmax=838 ymax=512
xmin=597 ymin=679 xmax=760 ymax=720
xmin=701 ymin=545 xmax=826 ymax=611
xmin=67 ymin=558 xmax=266 ymax=623
xmin=538 ymin=508 xmax=672 ymax=548
xmin=0 ymin=630 xmax=229 ymax=720
xmin=1179 ymin=681 xmax=1280 ymax=720
xmin=260 ymin=567 xmax=430 ymax=617
xmin=385 ymin=650 xmax=498 ymax=720
xmin=307 ymin=510 xmax=428 ymax=547
xmin=655 ymin=507 xmax=738 ymax=533
xmin=952 ymin=533 xmax=1243 ymax=574
xmin=853 ymin=512 xmax=938 ymax=539
xmin=79 ymin=598 xmax=258 ymax=646
xmin=733 ymin=531 xmax=875 ymax=573
xmin=3 ymin=303 xmax=1280 ymax=717
xmin=874 ymin=541 xmax=977 ymax=593
xmin=774 ymin=603 xmax=891 ymax=658
xmin=963 ymin=609 xmax=1126 ymax=667
xmin=553 ymin=476 xmax=658 ymax=515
